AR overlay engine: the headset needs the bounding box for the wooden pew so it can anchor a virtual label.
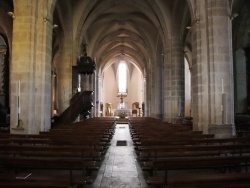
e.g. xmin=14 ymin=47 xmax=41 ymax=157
xmin=138 ymin=144 xmax=250 ymax=161
xmin=129 ymin=117 xmax=250 ymax=187
xmin=0 ymin=118 xmax=116 ymax=187
xmin=0 ymin=144 xmax=103 ymax=161
xmin=0 ymin=154 xmax=99 ymax=187
xmin=134 ymin=137 xmax=213 ymax=149
xmin=134 ymin=136 xmax=250 ymax=151
xmin=1 ymin=155 xmax=98 ymax=172
xmin=0 ymin=135 xmax=109 ymax=150
xmin=148 ymin=172 xmax=250 ymax=187
xmin=144 ymin=155 xmax=250 ymax=187
xmin=0 ymin=173 xmax=92 ymax=188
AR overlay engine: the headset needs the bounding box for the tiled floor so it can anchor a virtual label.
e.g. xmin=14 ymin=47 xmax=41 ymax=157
xmin=88 ymin=123 xmax=149 ymax=188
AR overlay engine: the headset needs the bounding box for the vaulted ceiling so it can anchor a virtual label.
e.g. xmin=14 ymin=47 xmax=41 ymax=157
xmin=71 ymin=0 xmax=183 ymax=74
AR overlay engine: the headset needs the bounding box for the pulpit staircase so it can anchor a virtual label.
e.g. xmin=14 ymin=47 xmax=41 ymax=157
xmin=52 ymin=91 xmax=94 ymax=126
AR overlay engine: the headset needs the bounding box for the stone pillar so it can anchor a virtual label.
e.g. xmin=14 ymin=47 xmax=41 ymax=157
xmin=150 ymin=59 xmax=156 ymax=118
xmin=235 ymin=49 xmax=247 ymax=113
xmin=163 ymin=42 xmax=172 ymax=123
xmin=81 ymin=74 xmax=89 ymax=91
xmin=146 ymin=58 xmax=151 ymax=117
xmin=0 ymin=49 xmax=7 ymax=95
xmin=89 ymin=74 xmax=94 ymax=91
xmin=93 ymin=73 xmax=97 ymax=117
xmin=97 ymin=76 xmax=102 ymax=117
xmin=143 ymin=76 xmax=146 ymax=116
xmin=89 ymin=74 xmax=94 ymax=118
xmin=172 ymin=40 xmax=185 ymax=123
xmin=0 ymin=49 xmax=8 ymax=112
xmin=166 ymin=26 xmax=185 ymax=124
xmin=157 ymin=49 xmax=164 ymax=119
xmin=150 ymin=55 xmax=162 ymax=119
xmin=192 ymin=0 xmax=234 ymax=137
xmin=11 ymin=0 xmax=54 ymax=134
xmin=57 ymin=31 xmax=73 ymax=113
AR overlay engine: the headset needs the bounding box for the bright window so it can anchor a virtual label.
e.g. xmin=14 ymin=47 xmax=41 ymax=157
xmin=184 ymin=57 xmax=191 ymax=116
xmin=118 ymin=61 xmax=127 ymax=93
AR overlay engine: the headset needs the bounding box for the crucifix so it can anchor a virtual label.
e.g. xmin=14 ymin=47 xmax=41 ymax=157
xmin=117 ymin=93 xmax=127 ymax=109
xmin=120 ymin=94 xmax=124 ymax=103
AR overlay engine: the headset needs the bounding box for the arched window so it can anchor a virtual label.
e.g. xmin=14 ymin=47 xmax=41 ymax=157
xmin=118 ymin=61 xmax=127 ymax=93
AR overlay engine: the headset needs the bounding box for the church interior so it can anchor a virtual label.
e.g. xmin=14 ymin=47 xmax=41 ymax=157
xmin=1 ymin=0 xmax=250 ymax=187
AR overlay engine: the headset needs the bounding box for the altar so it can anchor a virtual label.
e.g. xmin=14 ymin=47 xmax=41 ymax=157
xmin=113 ymin=109 xmax=132 ymax=116
xmin=114 ymin=92 xmax=131 ymax=117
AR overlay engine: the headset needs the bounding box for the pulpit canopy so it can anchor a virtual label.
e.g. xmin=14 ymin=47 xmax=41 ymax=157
xmin=77 ymin=44 xmax=96 ymax=75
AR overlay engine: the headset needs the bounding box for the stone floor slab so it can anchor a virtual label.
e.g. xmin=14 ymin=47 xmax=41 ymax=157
xmin=90 ymin=123 xmax=149 ymax=188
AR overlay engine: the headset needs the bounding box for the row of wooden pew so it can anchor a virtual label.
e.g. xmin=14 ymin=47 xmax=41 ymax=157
xmin=0 ymin=117 xmax=116 ymax=187
xmin=129 ymin=117 xmax=250 ymax=187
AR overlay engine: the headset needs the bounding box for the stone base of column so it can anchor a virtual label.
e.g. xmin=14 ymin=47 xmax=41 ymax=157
xmin=208 ymin=124 xmax=236 ymax=138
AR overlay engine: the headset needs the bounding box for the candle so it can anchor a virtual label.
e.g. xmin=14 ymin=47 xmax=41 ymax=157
xmin=222 ymin=79 xmax=224 ymax=94
xmin=18 ymin=80 xmax=20 ymax=96
xmin=18 ymin=80 xmax=21 ymax=113
xmin=178 ymin=97 xmax=181 ymax=116
xmin=16 ymin=95 xmax=19 ymax=126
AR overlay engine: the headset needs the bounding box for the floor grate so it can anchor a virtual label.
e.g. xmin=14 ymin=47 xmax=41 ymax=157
xmin=116 ymin=140 xmax=127 ymax=146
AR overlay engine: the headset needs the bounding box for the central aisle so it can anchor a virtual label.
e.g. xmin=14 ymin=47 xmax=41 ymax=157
xmin=90 ymin=123 xmax=148 ymax=188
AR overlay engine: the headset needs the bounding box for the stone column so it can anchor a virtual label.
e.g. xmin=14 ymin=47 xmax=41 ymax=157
xmin=163 ymin=42 xmax=172 ymax=123
xmin=172 ymin=43 xmax=185 ymax=123
xmin=235 ymin=49 xmax=247 ymax=113
xmin=81 ymin=74 xmax=89 ymax=91
xmin=191 ymin=0 xmax=234 ymax=137
xmin=0 ymin=49 xmax=8 ymax=111
xmin=89 ymin=74 xmax=94 ymax=117
xmin=0 ymin=49 xmax=7 ymax=95
xmin=97 ymin=76 xmax=102 ymax=117
xmin=166 ymin=26 xmax=185 ymax=124
xmin=150 ymin=59 xmax=156 ymax=118
xmin=57 ymin=30 xmax=73 ymax=113
xmin=11 ymin=0 xmax=54 ymax=134
xmin=143 ymin=76 xmax=146 ymax=116
xmin=157 ymin=51 xmax=164 ymax=119
xmin=93 ymin=73 xmax=98 ymax=117
xmin=150 ymin=55 xmax=162 ymax=119
xmin=146 ymin=58 xmax=151 ymax=117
